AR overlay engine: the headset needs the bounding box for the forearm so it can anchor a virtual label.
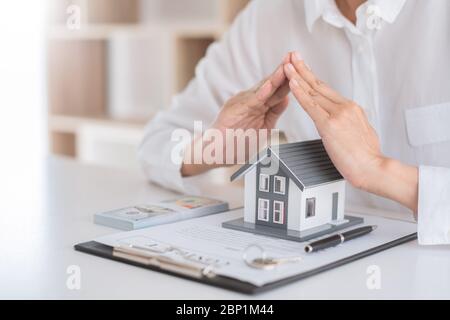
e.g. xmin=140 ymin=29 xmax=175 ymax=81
xmin=181 ymin=162 xmax=219 ymax=177
xmin=180 ymin=134 xmax=228 ymax=177
xmin=363 ymin=157 xmax=419 ymax=213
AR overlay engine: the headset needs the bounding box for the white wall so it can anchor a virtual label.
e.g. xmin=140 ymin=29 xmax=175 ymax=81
xmin=287 ymin=179 xmax=302 ymax=231
xmin=243 ymin=167 xmax=256 ymax=224
xmin=299 ymin=181 xmax=346 ymax=231
xmin=0 ymin=1 xmax=47 ymax=225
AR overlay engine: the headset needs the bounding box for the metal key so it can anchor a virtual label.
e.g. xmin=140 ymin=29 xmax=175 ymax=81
xmin=246 ymin=256 xmax=302 ymax=270
xmin=243 ymin=244 xmax=302 ymax=270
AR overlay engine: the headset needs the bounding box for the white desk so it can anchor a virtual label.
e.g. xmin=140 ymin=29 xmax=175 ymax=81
xmin=1 ymin=156 xmax=449 ymax=299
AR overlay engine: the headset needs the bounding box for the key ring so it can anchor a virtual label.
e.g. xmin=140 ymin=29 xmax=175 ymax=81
xmin=243 ymin=244 xmax=277 ymax=270
xmin=243 ymin=244 xmax=303 ymax=270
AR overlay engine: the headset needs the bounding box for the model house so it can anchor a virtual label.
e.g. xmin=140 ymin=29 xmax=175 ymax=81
xmin=223 ymin=139 xmax=363 ymax=241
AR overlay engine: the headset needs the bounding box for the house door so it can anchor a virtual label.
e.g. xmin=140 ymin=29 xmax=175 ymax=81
xmin=332 ymin=192 xmax=339 ymax=221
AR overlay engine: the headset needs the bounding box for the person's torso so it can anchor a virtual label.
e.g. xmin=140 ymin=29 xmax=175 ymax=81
xmin=254 ymin=0 xmax=450 ymax=214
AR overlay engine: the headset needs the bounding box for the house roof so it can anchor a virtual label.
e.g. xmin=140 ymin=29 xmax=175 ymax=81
xmin=230 ymin=139 xmax=343 ymax=191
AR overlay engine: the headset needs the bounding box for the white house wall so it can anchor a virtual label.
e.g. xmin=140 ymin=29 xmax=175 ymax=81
xmin=243 ymin=166 xmax=256 ymax=224
xmin=287 ymin=179 xmax=303 ymax=231
xmin=299 ymin=181 xmax=346 ymax=231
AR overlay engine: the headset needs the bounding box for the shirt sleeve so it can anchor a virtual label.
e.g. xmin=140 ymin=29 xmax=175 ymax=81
xmin=417 ymin=166 xmax=450 ymax=245
xmin=138 ymin=1 xmax=262 ymax=193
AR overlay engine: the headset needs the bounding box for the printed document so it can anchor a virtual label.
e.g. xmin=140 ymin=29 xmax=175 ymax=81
xmin=95 ymin=209 xmax=417 ymax=287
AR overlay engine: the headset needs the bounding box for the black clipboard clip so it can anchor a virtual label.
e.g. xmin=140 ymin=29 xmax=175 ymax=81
xmin=113 ymin=244 xmax=217 ymax=279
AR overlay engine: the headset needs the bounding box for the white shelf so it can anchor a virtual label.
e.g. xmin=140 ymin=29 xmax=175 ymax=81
xmin=47 ymin=0 xmax=250 ymax=164
xmin=47 ymin=22 xmax=226 ymax=40
xmin=49 ymin=114 xmax=147 ymax=134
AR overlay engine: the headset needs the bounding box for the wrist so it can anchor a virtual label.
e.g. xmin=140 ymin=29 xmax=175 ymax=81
xmin=362 ymin=156 xmax=400 ymax=195
xmin=356 ymin=155 xmax=389 ymax=193
xmin=362 ymin=156 xmax=419 ymax=212
xmin=180 ymin=130 xmax=227 ymax=177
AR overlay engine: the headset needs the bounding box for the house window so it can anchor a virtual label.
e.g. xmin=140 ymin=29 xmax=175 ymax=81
xmin=258 ymin=198 xmax=269 ymax=221
xmin=306 ymin=198 xmax=316 ymax=218
xmin=259 ymin=174 xmax=270 ymax=192
xmin=273 ymin=201 xmax=284 ymax=224
xmin=273 ymin=176 xmax=286 ymax=194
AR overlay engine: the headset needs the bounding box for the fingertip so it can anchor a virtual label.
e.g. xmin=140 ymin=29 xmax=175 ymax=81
xmin=284 ymin=63 xmax=295 ymax=76
xmin=292 ymin=51 xmax=302 ymax=63
xmin=290 ymin=52 xmax=311 ymax=73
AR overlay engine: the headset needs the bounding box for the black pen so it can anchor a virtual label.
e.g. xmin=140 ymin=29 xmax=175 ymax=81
xmin=305 ymin=225 xmax=377 ymax=253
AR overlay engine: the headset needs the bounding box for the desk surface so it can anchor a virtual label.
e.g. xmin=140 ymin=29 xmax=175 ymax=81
xmin=1 ymin=156 xmax=449 ymax=299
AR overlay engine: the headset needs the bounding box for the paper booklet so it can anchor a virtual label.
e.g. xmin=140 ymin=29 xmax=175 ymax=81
xmin=94 ymin=208 xmax=417 ymax=287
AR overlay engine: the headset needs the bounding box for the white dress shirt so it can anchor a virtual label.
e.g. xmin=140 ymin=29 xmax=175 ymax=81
xmin=139 ymin=0 xmax=450 ymax=245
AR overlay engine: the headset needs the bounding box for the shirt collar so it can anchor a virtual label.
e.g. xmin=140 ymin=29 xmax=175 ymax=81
xmin=304 ymin=0 xmax=407 ymax=32
xmin=304 ymin=0 xmax=332 ymax=32
xmin=370 ymin=0 xmax=407 ymax=24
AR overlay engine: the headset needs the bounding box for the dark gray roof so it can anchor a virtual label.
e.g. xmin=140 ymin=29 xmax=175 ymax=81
xmin=231 ymin=139 xmax=343 ymax=191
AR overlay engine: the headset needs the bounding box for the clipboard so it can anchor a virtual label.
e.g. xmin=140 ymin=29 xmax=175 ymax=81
xmin=74 ymin=232 xmax=417 ymax=295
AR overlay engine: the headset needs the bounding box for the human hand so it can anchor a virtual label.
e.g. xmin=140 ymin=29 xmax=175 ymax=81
xmin=284 ymin=52 xmax=382 ymax=189
xmin=284 ymin=52 xmax=418 ymax=212
xmin=212 ymin=55 xmax=291 ymax=132
xmin=182 ymin=56 xmax=291 ymax=177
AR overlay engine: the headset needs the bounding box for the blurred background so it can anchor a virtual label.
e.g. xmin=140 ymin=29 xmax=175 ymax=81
xmin=46 ymin=0 xmax=250 ymax=170
xmin=0 ymin=0 xmax=250 ymax=224
xmin=0 ymin=1 xmax=251 ymax=287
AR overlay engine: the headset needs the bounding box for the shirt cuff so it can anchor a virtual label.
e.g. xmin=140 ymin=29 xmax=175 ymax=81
xmin=137 ymin=135 xmax=197 ymax=194
xmin=417 ymin=166 xmax=450 ymax=245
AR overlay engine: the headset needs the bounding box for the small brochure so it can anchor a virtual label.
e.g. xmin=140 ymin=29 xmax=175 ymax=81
xmin=94 ymin=196 xmax=229 ymax=230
